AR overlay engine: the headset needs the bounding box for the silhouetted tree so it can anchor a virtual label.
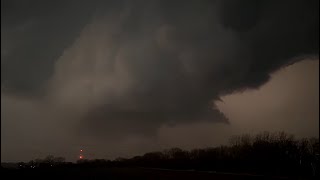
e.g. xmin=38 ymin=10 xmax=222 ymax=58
xmin=17 ymin=131 xmax=319 ymax=178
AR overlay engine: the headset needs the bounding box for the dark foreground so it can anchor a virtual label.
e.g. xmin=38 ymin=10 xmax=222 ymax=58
xmin=2 ymin=167 xmax=315 ymax=180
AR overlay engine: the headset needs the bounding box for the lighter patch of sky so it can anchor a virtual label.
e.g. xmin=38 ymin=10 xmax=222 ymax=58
xmin=156 ymin=59 xmax=319 ymax=150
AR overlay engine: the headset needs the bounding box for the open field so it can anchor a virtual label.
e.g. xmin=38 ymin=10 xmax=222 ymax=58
xmin=2 ymin=167 xmax=312 ymax=180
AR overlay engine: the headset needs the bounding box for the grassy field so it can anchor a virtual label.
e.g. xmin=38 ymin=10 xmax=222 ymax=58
xmin=2 ymin=167 xmax=312 ymax=180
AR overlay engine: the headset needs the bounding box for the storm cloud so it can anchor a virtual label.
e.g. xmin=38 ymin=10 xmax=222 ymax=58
xmin=1 ymin=0 xmax=319 ymax=161
xmin=49 ymin=0 xmax=318 ymax=136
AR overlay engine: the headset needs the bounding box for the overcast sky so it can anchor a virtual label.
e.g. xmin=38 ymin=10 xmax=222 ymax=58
xmin=1 ymin=0 xmax=319 ymax=162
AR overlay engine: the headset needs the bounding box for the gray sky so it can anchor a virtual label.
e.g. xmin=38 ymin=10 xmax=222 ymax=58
xmin=1 ymin=0 xmax=319 ymax=162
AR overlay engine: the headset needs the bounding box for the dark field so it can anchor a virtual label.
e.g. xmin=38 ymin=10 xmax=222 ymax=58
xmin=1 ymin=167 xmax=313 ymax=180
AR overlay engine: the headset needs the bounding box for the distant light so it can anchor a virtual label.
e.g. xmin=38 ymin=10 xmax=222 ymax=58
xmin=80 ymin=149 xmax=83 ymax=152
xmin=80 ymin=155 xmax=83 ymax=159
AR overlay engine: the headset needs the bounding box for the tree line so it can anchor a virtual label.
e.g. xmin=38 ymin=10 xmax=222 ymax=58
xmin=18 ymin=131 xmax=319 ymax=177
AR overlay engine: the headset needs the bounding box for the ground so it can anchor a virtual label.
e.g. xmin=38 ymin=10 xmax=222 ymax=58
xmin=2 ymin=167 xmax=313 ymax=180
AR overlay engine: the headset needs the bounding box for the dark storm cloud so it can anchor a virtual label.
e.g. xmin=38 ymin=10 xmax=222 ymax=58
xmin=2 ymin=0 xmax=319 ymax=139
xmin=1 ymin=0 xmax=109 ymax=96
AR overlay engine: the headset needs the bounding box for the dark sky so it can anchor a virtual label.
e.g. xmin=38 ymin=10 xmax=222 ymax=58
xmin=1 ymin=0 xmax=319 ymax=162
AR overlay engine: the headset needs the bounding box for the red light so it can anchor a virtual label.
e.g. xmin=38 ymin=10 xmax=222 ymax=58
xmin=79 ymin=155 xmax=83 ymax=159
xmin=80 ymin=149 xmax=83 ymax=152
